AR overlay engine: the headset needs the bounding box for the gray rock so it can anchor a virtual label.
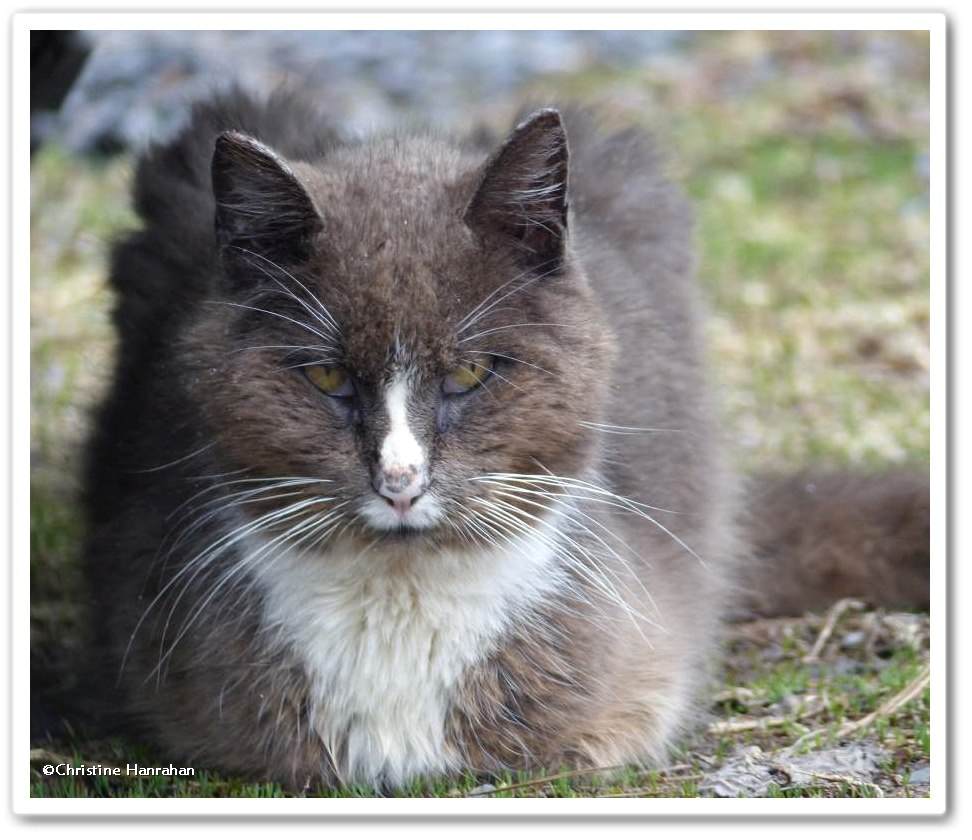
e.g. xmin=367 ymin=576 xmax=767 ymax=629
xmin=467 ymin=782 xmax=497 ymax=796
xmin=908 ymin=764 xmax=930 ymax=784
xmin=701 ymin=742 xmax=888 ymax=798
xmin=34 ymin=30 xmax=692 ymax=154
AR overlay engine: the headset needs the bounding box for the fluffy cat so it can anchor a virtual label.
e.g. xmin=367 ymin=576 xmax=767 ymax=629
xmin=82 ymin=91 xmax=928 ymax=791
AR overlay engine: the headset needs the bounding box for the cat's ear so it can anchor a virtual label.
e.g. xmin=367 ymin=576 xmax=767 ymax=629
xmin=211 ymin=131 xmax=323 ymax=268
xmin=464 ymin=108 xmax=569 ymax=271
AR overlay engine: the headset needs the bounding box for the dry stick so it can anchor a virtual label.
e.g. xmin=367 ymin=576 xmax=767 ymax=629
xmin=787 ymin=663 xmax=930 ymax=752
xmin=463 ymin=765 xmax=623 ymax=797
xmin=707 ymin=694 xmax=826 ymax=736
xmin=596 ymin=775 xmax=704 ymax=798
xmin=711 ymin=686 xmax=757 ymax=705
xmin=803 ymin=598 xmax=867 ymax=663
xmin=836 ymin=664 xmax=931 ymax=739
xmin=708 ymin=714 xmax=807 ymax=736
xmin=30 ymin=748 xmax=82 ymax=766
xmin=463 ymin=763 xmax=692 ymax=797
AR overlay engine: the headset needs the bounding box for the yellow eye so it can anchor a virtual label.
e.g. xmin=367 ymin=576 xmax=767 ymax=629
xmin=444 ymin=356 xmax=494 ymax=395
xmin=305 ymin=365 xmax=352 ymax=397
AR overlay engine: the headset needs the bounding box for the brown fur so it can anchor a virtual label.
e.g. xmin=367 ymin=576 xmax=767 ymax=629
xmin=80 ymin=90 xmax=928 ymax=791
xmin=735 ymin=470 xmax=930 ymax=618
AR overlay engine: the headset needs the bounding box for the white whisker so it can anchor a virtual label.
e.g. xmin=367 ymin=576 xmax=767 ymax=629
xmin=455 ymin=262 xmax=563 ymax=336
xmin=128 ymin=442 xmax=216 ymax=474
xmin=206 ymin=300 xmax=333 ymax=345
xmin=458 ymin=322 xmax=570 ymax=345
xmin=230 ymin=245 xmax=341 ymax=335
xmin=472 ymin=495 xmax=658 ymax=636
xmin=578 ymin=421 xmax=684 ymax=435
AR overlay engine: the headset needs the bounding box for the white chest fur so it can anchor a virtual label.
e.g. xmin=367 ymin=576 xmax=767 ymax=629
xmin=248 ymin=512 xmax=566 ymax=788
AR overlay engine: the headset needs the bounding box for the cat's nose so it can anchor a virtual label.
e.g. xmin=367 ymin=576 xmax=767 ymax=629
xmin=375 ymin=466 xmax=426 ymax=516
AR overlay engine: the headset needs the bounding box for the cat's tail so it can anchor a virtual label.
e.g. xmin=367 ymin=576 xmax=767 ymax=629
xmin=733 ymin=469 xmax=930 ymax=618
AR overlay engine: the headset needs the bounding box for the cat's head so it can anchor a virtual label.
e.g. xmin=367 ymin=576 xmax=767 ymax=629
xmin=189 ymin=109 xmax=614 ymax=546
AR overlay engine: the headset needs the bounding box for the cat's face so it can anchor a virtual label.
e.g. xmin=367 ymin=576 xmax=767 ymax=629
xmin=190 ymin=112 xmax=613 ymax=547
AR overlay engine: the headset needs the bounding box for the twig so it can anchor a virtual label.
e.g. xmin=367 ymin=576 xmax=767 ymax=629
xmin=30 ymin=748 xmax=80 ymax=766
xmin=708 ymin=715 xmax=808 ymax=736
xmin=803 ymin=598 xmax=866 ymax=662
xmin=837 ymin=664 xmax=931 ymax=738
xmin=787 ymin=663 xmax=930 ymax=752
xmin=463 ymin=762 xmax=692 ymax=797
xmin=596 ymin=775 xmax=703 ymax=797
xmin=708 ymin=694 xmax=826 ymax=735
xmin=463 ymin=765 xmax=625 ymax=796
xmin=711 ymin=686 xmax=758 ymax=705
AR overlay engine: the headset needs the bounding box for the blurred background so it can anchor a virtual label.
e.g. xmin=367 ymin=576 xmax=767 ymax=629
xmin=30 ymin=30 xmax=931 ymax=795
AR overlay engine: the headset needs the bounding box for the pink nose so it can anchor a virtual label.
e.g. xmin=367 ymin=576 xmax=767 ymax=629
xmin=377 ymin=467 xmax=425 ymax=515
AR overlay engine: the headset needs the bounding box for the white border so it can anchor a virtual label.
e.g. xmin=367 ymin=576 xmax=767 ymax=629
xmin=10 ymin=7 xmax=947 ymax=821
xmin=8 ymin=10 xmax=950 ymax=30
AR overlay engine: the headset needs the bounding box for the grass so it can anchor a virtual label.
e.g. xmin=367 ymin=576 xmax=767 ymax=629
xmin=31 ymin=629 xmax=931 ymax=798
xmin=29 ymin=31 xmax=930 ymax=798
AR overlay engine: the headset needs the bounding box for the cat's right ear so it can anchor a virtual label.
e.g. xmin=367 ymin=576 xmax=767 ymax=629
xmin=211 ymin=131 xmax=323 ymax=271
xmin=463 ymin=109 xmax=569 ymax=272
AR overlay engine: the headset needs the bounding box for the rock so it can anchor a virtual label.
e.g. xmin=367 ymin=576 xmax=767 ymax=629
xmin=701 ymin=742 xmax=888 ymax=797
xmin=699 ymin=746 xmax=782 ymax=798
xmin=467 ymin=783 xmax=497 ymax=796
xmin=908 ymin=764 xmax=930 ymax=784
xmin=34 ymin=31 xmax=692 ymax=154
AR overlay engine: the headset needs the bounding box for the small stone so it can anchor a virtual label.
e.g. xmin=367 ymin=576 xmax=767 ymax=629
xmin=831 ymin=655 xmax=866 ymax=676
xmin=908 ymin=765 xmax=930 ymax=784
xmin=468 ymin=783 xmax=496 ymax=796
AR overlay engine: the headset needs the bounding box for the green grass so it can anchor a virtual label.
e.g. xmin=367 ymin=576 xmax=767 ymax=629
xmin=31 ymin=611 xmax=931 ymax=797
xmin=539 ymin=30 xmax=930 ymax=471
xmin=30 ymin=31 xmax=930 ymax=798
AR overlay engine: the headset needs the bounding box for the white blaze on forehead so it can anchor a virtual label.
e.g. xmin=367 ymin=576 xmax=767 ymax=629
xmin=380 ymin=372 xmax=425 ymax=474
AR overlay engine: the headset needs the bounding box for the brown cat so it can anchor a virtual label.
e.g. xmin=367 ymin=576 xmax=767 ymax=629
xmin=82 ymin=90 xmax=928 ymax=791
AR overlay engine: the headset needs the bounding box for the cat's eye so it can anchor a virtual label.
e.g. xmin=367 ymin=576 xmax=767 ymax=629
xmin=443 ymin=356 xmax=495 ymax=396
xmin=305 ymin=364 xmax=354 ymax=398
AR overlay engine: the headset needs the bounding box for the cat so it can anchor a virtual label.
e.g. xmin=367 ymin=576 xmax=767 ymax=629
xmin=81 ymin=90 xmax=929 ymax=791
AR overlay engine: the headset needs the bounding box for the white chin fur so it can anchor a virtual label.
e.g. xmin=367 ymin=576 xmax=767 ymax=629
xmin=358 ymin=492 xmax=443 ymax=530
xmin=247 ymin=501 xmax=569 ymax=788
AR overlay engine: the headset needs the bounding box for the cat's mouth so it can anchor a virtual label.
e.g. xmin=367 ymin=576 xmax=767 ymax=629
xmin=358 ymin=490 xmax=445 ymax=533
xmin=378 ymin=523 xmax=434 ymax=542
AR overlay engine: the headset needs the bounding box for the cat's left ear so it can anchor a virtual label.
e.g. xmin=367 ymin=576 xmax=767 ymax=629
xmin=211 ymin=131 xmax=323 ymax=268
xmin=464 ymin=108 xmax=569 ymax=271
